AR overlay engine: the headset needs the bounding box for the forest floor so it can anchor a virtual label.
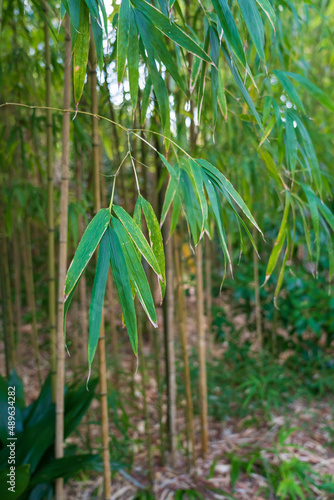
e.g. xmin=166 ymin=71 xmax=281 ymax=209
xmin=3 ymin=292 xmax=334 ymax=500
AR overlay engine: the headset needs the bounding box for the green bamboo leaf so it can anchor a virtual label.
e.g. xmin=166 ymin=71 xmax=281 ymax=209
xmin=97 ymin=0 xmax=108 ymax=34
xmin=158 ymin=153 xmax=179 ymax=182
xmin=316 ymin=199 xmax=334 ymax=233
xmin=141 ymin=76 xmax=152 ymax=125
xmin=180 ymin=170 xmax=201 ymax=246
xmin=140 ymin=195 xmax=166 ymax=299
xmin=84 ymin=0 xmax=100 ymax=20
xmin=238 ymin=0 xmax=265 ymax=60
xmin=69 ymin=0 xmax=80 ymax=30
xmin=117 ymin=0 xmax=130 ymax=82
xmin=203 ymin=174 xmax=231 ymax=275
xmin=188 ymin=159 xmax=208 ymax=236
xmin=128 ymin=8 xmax=139 ymax=109
xmin=170 ymin=191 xmax=182 ymax=236
xmin=285 ymin=72 xmax=334 ymax=113
xmin=107 ymin=225 xmax=138 ymax=355
xmin=255 ymin=0 xmax=276 ymax=31
xmin=211 ymin=0 xmax=246 ymax=67
xmin=285 ymin=112 xmax=297 ymax=176
xmin=133 ymin=196 xmax=142 ymax=228
xmin=301 ymin=183 xmax=320 ymax=265
xmin=161 ymin=177 xmax=178 ymax=227
xmin=135 ymin=10 xmax=170 ymax=137
xmin=209 ymin=27 xmax=219 ymax=126
xmin=274 ymin=235 xmax=290 ymax=305
xmin=91 ymin=14 xmax=103 ymax=70
xmin=138 ymin=14 xmax=187 ymax=95
xmin=264 ymin=192 xmax=290 ymax=285
xmin=73 ymin=2 xmax=90 ymax=104
xmin=113 ymin=217 xmax=158 ymax=325
xmin=218 ymin=69 xmax=227 ymax=121
xmin=221 ymin=45 xmax=262 ymax=128
xmin=273 ymin=70 xmax=305 ymax=113
xmin=88 ymin=231 xmax=110 ymax=368
xmin=113 ymin=205 xmax=163 ymax=281
xmin=197 ymin=159 xmax=262 ymax=235
xmin=131 ymin=0 xmax=212 ymax=62
xmin=293 ymin=114 xmax=322 ymax=194
xmin=64 ymin=208 xmax=111 ymax=300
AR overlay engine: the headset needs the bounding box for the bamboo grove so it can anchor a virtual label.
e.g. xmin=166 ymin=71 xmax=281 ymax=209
xmin=0 ymin=0 xmax=334 ymax=498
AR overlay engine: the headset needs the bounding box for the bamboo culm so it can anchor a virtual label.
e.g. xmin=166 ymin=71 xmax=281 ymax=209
xmin=55 ymin=15 xmax=71 ymax=500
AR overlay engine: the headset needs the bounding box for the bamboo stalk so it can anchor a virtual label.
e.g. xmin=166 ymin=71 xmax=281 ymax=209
xmin=163 ymin=213 xmax=177 ymax=465
xmin=137 ymin=307 xmax=153 ymax=482
xmin=12 ymin=232 xmax=22 ymax=363
xmin=75 ymin=156 xmax=88 ymax=365
xmin=173 ymin=234 xmax=195 ymax=466
xmin=25 ymin=221 xmax=42 ymax=385
xmin=196 ymin=243 xmax=208 ymax=455
xmin=55 ymin=15 xmax=71 ymax=499
xmin=44 ymin=8 xmax=57 ymax=400
xmin=205 ymin=235 xmax=212 ymax=348
xmin=0 ymin=261 xmax=10 ymax=378
xmin=90 ymin=33 xmax=111 ymax=500
xmin=0 ymin=235 xmax=15 ymax=373
xmin=253 ymin=226 xmax=263 ymax=350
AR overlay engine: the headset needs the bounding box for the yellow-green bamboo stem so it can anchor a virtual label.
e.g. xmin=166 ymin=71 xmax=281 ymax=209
xmin=196 ymin=243 xmax=208 ymax=455
xmin=25 ymin=222 xmax=42 ymax=385
xmin=90 ymin=33 xmax=111 ymax=500
xmin=163 ymin=213 xmax=177 ymax=465
xmin=44 ymin=11 xmax=57 ymax=399
xmin=137 ymin=307 xmax=153 ymax=482
xmin=173 ymin=234 xmax=195 ymax=466
xmin=205 ymin=235 xmax=212 ymax=349
xmin=13 ymin=232 xmax=22 ymax=363
xmin=253 ymin=226 xmax=262 ymax=350
xmin=55 ymin=15 xmax=71 ymax=500
xmin=0 ymin=235 xmax=15 ymax=372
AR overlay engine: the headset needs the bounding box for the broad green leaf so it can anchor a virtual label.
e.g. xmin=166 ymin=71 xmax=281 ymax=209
xmin=69 ymin=0 xmax=80 ymax=30
xmin=211 ymin=0 xmax=246 ymax=67
xmin=301 ymin=183 xmax=320 ymax=265
xmin=131 ymin=0 xmax=212 ymax=62
xmin=128 ymin=8 xmax=139 ymax=109
xmin=133 ymin=196 xmax=142 ymax=228
xmin=221 ymin=45 xmax=262 ymax=128
xmin=317 ymin=199 xmax=334 ymax=233
xmin=117 ymin=0 xmax=130 ymax=82
xmin=113 ymin=217 xmax=158 ymax=325
xmin=255 ymin=0 xmax=276 ymax=30
xmin=285 ymin=112 xmax=297 ymax=176
xmin=107 ymin=225 xmax=138 ymax=354
xmin=273 ymin=70 xmax=305 ymax=113
xmin=197 ymin=159 xmax=262 ymax=234
xmin=88 ymin=231 xmax=110 ymax=368
xmin=113 ymin=205 xmax=163 ymax=281
xmin=64 ymin=208 xmax=111 ymax=300
xmin=73 ymin=2 xmax=90 ymax=104
xmin=140 ymin=195 xmax=166 ymax=298
xmin=238 ymin=0 xmax=265 ymax=60
xmin=285 ymin=72 xmax=334 ymax=113
xmin=264 ymin=192 xmax=290 ymax=285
